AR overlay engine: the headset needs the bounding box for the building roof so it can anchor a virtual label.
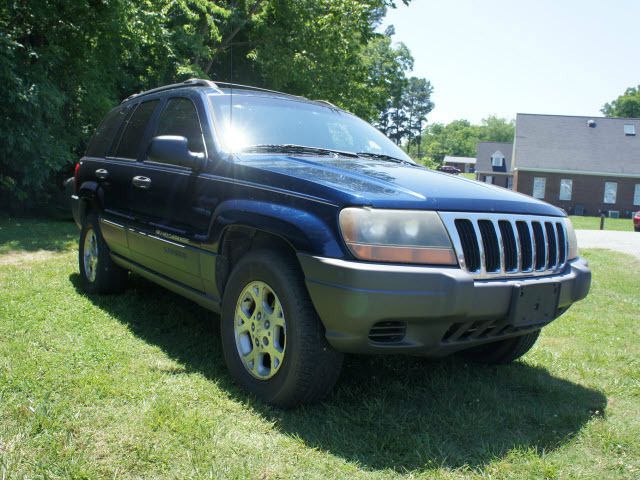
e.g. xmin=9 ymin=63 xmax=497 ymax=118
xmin=443 ymin=155 xmax=476 ymax=165
xmin=476 ymin=142 xmax=513 ymax=174
xmin=513 ymin=113 xmax=640 ymax=176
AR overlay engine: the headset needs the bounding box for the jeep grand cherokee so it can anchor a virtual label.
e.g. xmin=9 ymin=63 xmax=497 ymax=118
xmin=71 ymin=79 xmax=591 ymax=407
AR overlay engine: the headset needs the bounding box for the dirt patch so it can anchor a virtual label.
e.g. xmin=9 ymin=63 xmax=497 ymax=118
xmin=0 ymin=250 xmax=68 ymax=266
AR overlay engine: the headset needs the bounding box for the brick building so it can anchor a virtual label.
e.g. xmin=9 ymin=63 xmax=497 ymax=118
xmin=513 ymin=113 xmax=640 ymax=217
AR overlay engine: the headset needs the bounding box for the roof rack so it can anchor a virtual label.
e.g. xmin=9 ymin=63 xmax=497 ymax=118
xmin=122 ymin=78 xmax=218 ymax=103
xmin=212 ymin=81 xmax=305 ymax=100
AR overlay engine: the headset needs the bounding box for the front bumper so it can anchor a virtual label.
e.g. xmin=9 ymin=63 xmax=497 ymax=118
xmin=298 ymin=254 xmax=591 ymax=356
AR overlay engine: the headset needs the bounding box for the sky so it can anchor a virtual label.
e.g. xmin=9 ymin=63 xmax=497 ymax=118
xmin=382 ymin=0 xmax=640 ymax=124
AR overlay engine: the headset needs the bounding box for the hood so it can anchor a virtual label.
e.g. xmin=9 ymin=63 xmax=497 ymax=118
xmin=233 ymin=154 xmax=564 ymax=216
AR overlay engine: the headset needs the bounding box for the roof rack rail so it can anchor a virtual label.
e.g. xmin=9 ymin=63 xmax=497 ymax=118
xmin=122 ymin=78 xmax=218 ymax=103
xmin=212 ymin=81 xmax=305 ymax=100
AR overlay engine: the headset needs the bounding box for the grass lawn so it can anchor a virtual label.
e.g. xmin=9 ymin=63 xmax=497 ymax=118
xmin=569 ymin=215 xmax=634 ymax=232
xmin=460 ymin=173 xmax=476 ymax=180
xmin=1 ymin=218 xmax=639 ymax=479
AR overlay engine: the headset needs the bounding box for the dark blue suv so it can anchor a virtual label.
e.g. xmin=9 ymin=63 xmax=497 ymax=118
xmin=71 ymin=79 xmax=591 ymax=407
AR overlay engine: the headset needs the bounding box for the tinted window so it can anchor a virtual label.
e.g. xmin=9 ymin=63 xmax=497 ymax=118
xmin=86 ymin=107 xmax=129 ymax=157
xmin=155 ymin=98 xmax=205 ymax=153
xmin=114 ymin=100 xmax=159 ymax=159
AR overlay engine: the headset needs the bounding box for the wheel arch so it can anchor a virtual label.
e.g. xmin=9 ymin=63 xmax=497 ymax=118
xmin=210 ymin=199 xmax=344 ymax=297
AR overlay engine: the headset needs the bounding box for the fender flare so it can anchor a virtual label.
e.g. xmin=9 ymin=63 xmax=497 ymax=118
xmin=209 ymin=199 xmax=345 ymax=258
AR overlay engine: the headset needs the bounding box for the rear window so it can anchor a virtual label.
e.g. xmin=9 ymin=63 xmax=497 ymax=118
xmin=113 ymin=100 xmax=159 ymax=160
xmin=85 ymin=107 xmax=129 ymax=157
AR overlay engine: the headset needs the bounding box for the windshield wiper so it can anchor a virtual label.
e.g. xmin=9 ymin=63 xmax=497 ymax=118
xmin=355 ymin=152 xmax=415 ymax=165
xmin=240 ymin=144 xmax=359 ymax=158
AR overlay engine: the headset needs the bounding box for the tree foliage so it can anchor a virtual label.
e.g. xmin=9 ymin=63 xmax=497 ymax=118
xmin=0 ymin=0 xmax=424 ymax=211
xmin=602 ymin=85 xmax=640 ymax=118
xmin=413 ymin=116 xmax=515 ymax=164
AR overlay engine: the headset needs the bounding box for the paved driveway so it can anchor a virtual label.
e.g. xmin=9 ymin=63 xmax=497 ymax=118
xmin=575 ymin=230 xmax=640 ymax=260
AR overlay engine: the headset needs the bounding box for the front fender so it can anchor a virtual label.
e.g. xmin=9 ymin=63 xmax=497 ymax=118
xmin=209 ymin=199 xmax=345 ymax=258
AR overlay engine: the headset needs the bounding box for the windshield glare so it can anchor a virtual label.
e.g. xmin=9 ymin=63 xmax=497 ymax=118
xmin=208 ymin=93 xmax=412 ymax=162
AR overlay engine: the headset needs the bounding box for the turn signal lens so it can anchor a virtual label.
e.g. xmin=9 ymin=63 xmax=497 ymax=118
xmin=564 ymin=218 xmax=579 ymax=260
xmin=339 ymin=208 xmax=457 ymax=265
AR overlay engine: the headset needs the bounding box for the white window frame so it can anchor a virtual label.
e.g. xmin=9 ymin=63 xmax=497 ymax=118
xmin=533 ymin=177 xmax=546 ymax=199
xmin=484 ymin=175 xmax=493 ymax=184
xmin=603 ymin=182 xmax=617 ymax=204
xmin=491 ymin=151 xmax=505 ymax=167
xmin=559 ymin=178 xmax=573 ymax=201
xmin=634 ymin=184 xmax=640 ymax=206
xmin=624 ymin=124 xmax=636 ymax=136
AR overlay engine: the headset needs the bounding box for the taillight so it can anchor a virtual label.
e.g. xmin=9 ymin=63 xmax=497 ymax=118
xmin=74 ymin=162 xmax=81 ymax=194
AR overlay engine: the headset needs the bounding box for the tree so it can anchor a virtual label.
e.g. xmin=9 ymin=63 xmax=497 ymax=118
xmin=602 ymin=85 xmax=640 ymax=118
xmin=479 ymin=115 xmax=515 ymax=143
xmin=413 ymin=116 xmax=514 ymax=164
xmin=403 ymin=77 xmax=434 ymax=154
xmin=0 ymin=0 xmax=424 ymax=211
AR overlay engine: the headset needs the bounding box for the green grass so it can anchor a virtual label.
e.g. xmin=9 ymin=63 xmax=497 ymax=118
xmin=1 ymin=219 xmax=639 ymax=479
xmin=569 ymin=215 xmax=634 ymax=232
xmin=460 ymin=173 xmax=476 ymax=180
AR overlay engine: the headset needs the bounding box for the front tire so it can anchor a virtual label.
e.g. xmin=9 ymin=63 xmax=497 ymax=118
xmin=78 ymin=214 xmax=128 ymax=294
xmin=460 ymin=330 xmax=540 ymax=365
xmin=220 ymin=249 xmax=343 ymax=408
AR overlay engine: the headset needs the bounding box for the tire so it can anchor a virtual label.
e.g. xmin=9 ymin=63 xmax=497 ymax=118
xmin=78 ymin=214 xmax=128 ymax=294
xmin=220 ymin=249 xmax=343 ymax=408
xmin=460 ymin=330 xmax=540 ymax=365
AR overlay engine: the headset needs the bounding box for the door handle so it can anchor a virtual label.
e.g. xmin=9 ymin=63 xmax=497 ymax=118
xmin=95 ymin=168 xmax=109 ymax=180
xmin=132 ymin=176 xmax=152 ymax=189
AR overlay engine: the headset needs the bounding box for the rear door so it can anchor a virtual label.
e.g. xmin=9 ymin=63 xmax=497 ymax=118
xmin=103 ymin=100 xmax=161 ymax=219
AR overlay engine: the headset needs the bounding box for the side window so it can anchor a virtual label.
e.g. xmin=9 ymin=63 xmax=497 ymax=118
xmin=114 ymin=100 xmax=159 ymax=160
xmin=155 ymin=98 xmax=205 ymax=153
xmin=86 ymin=107 xmax=129 ymax=157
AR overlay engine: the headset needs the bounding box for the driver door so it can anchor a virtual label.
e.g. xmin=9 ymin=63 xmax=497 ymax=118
xmin=126 ymin=95 xmax=210 ymax=290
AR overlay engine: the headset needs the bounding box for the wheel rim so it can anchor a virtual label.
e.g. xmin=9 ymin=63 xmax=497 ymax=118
xmin=83 ymin=228 xmax=99 ymax=282
xmin=234 ymin=281 xmax=286 ymax=380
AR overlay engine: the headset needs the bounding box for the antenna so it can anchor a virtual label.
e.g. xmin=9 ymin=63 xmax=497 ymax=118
xmin=229 ymin=44 xmax=233 ymax=146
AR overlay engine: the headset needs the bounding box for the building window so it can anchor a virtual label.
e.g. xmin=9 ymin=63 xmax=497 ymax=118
xmin=507 ymin=176 xmax=513 ymax=190
xmin=603 ymin=182 xmax=617 ymax=204
xmin=485 ymin=175 xmax=494 ymax=184
xmin=533 ymin=177 xmax=546 ymax=199
xmin=559 ymin=179 xmax=573 ymax=201
xmin=491 ymin=151 xmax=505 ymax=167
xmin=624 ymin=124 xmax=636 ymax=136
xmin=634 ymin=184 xmax=640 ymax=206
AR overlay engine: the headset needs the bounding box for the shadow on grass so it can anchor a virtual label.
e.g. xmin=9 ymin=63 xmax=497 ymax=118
xmin=0 ymin=218 xmax=77 ymax=253
xmin=71 ymin=273 xmax=606 ymax=472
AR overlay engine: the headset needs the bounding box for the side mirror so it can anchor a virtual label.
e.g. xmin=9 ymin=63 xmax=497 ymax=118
xmin=147 ymin=135 xmax=205 ymax=170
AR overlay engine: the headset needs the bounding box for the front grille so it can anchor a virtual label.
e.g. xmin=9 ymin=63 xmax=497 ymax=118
xmin=368 ymin=321 xmax=406 ymax=344
xmin=441 ymin=213 xmax=569 ymax=279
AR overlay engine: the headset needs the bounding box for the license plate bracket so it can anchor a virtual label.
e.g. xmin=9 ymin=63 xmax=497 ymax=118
xmin=509 ymin=282 xmax=560 ymax=327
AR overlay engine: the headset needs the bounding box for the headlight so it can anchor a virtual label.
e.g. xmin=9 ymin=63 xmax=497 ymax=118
xmin=339 ymin=208 xmax=457 ymax=265
xmin=564 ymin=217 xmax=579 ymax=260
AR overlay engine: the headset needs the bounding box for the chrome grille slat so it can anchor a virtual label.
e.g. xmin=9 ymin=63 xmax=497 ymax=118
xmin=440 ymin=213 xmax=570 ymax=279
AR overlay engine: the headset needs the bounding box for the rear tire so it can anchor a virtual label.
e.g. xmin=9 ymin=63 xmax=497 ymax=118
xmin=78 ymin=214 xmax=128 ymax=294
xmin=460 ymin=330 xmax=540 ymax=365
xmin=220 ymin=249 xmax=343 ymax=408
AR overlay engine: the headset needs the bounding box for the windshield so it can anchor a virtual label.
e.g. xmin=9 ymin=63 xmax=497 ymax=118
xmin=208 ymin=93 xmax=412 ymax=162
